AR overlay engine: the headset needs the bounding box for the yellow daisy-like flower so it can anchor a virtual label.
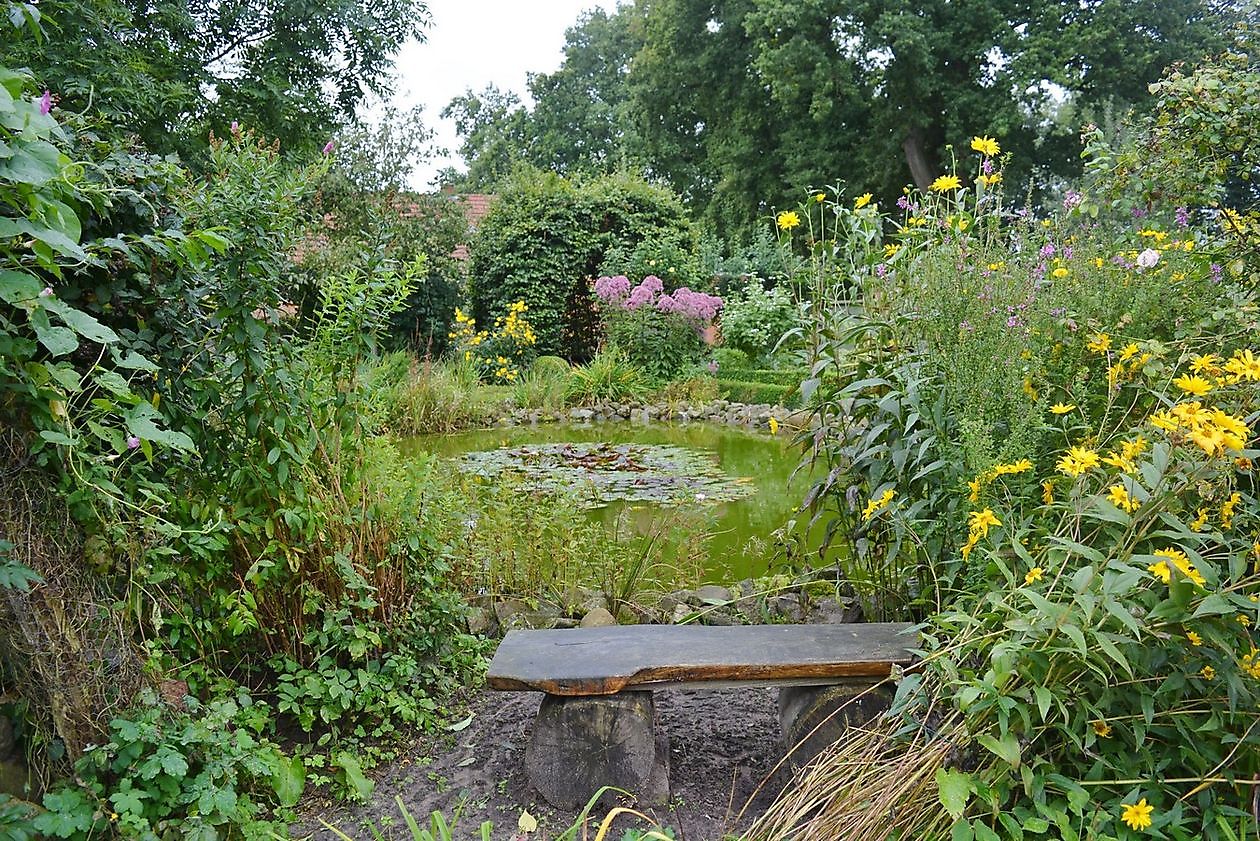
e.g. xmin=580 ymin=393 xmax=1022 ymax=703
xmin=1107 ymin=483 xmax=1139 ymax=514
xmin=1052 ymin=267 xmax=1069 ymax=278
xmin=1172 ymin=373 xmax=1213 ymax=396
xmin=861 ymin=488 xmax=896 ymax=521
xmin=1189 ymin=508 xmax=1208 ymax=532
xmin=1041 ymin=479 xmax=1055 ymax=505
xmin=1120 ymin=798 xmax=1154 ymax=831
xmin=1239 ymin=614 xmax=1252 ymax=627
xmin=1087 ymin=332 xmax=1111 ymax=353
xmin=1190 ymin=353 xmax=1221 ymax=375
xmin=854 ymin=193 xmax=873 ymax=209
xmin=1201 ymin=665 xmax=1216 ymax=679
xmin=971 ymin=135 xmax=1000 ymax=156
xmin=1049 ymin=403 xmax=1076 ymax=415
xmin=814 ymin=192 xmax=826 ymax=203
xmin=968 ymin=508 xmax=1002 ymax=538
xmin=1148 ymin=547 xmax=1206 ymax=587
xmin=1187 ymin=630 xmax=1203 ymax=646
xmin=978 ymin=172 xmax=1002 ymax=187
xmin=1092 ymin=719 xmax=1112 ymax=738
xmin=1223 ymin=348 xmax=1260 ymax=381
xmin=930 ymin=174 xmax=962 ymax=193
xmin=1057 ymin=446 xmax=1101 ymax=477
xmin=1024 ymin=567 xmax=1044 ymax=585
xmin=777 ymin=210 xmax=801 ymax=231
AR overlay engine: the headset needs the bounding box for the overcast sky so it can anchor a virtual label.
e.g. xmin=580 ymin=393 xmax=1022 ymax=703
xmin=377 ymin=0 xmax=623 ymax=188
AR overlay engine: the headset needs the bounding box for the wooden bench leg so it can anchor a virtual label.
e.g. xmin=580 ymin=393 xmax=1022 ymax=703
xmin=525 ymin=691 xmax=670 ymax=809
xmin=778 ymin=682 xmax=893 ymax=767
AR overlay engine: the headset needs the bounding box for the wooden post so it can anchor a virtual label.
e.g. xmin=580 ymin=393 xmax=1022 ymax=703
xmin=525 ymin=691 xmax=669 ymax=809
xmin=778 ymin=681 xmax=893 ymax=767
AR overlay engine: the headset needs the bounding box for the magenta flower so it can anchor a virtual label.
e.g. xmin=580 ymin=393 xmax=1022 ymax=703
xmin=323 ymin=140 xmax=335 ymax=155
xmin=230 ymin=121 xmax=239 ymax=133
xmin=126 ymin=435 xmax=141 ymax=450
xmin=38 ymin=90 xmax=51 ymax=115
xmin=1175 ymin=206 xmax=1190 ymax=228
xmin=707 ymin=360 xmax=719 ymax=373
xmin=39 ymin=287 xmax=53 ymax=298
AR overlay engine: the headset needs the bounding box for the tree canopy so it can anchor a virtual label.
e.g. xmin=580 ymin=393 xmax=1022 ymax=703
xmin=445 ymin=0 xmax=1238 ymax=236
xmin=1 ymin=0 xmax=430 ymax=160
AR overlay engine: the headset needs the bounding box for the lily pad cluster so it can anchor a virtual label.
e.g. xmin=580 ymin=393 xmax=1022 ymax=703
xmin=456 ymin=442 xmax=754 ymax=507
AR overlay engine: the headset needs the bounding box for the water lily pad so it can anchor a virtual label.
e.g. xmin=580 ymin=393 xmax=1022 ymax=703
xmin=456 ymin=442 xmax=754 ymax=507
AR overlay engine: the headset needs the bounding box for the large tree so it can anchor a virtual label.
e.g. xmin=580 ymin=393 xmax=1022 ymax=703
xmin=0 ymin=0 xmax=429 ymax=159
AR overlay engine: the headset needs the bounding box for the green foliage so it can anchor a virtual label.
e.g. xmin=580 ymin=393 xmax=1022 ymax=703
xmin=715 ymin=379 xmax=797 ymax=407
xmin=511 ymin=359 xmax=572 ymax=413
xmin=719 ymin=283 xmax=800 ymax=362
xmin=32 ymin=689 xmax=299 ymax=840
xmin=467 ymin=168 xmax=698 ymax=359
xmin=565 ymin=348 xmax=652 ymax=405
xmin=604 ymin=306 xmax=706 ymax=382
xmin=5 ymin=0 xmax=430 ymax=160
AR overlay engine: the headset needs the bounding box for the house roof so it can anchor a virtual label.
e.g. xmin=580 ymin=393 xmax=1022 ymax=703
xmin=451 ymin=193 xmax=496 ymax=261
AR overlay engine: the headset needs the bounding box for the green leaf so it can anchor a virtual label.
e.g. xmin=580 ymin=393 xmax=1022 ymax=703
xmin=1192 ymin=593 xmax=1239 ymax=618
xmin=54 ymin=306 xmax=119 ymax=344
xmin=33 ymin=323 xmax=77 ymax=356
xmin=976 ymin=732 xmax=1021 ymax=768
xmin=272 ymin=755 xmax=306 ymax=807
xmin=0 ymin=269 xmax=42 ymax=305
xmin=334 ymin=751 xmax=374 ymax=802
xmin=936 ymin=768 xmax=973 ymax=819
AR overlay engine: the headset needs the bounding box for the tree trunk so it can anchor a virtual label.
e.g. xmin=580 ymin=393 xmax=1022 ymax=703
xmin=902 ymin=127 xmax=935 ymax=190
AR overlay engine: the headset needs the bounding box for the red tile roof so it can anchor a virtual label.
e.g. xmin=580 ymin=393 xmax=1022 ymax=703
xmin=451 ymin=193 xmax=496 ymax=261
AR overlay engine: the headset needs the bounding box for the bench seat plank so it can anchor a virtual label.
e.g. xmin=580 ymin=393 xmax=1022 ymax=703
xmin=487 ymin=622 xmax=915 ymax=695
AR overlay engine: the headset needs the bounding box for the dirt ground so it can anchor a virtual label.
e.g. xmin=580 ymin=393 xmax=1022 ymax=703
xmin=295 ymin=686 xmax=793 ymax=841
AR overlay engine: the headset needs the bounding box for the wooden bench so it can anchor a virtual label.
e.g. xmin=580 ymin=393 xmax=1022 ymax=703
xmin=487 ymin=622 xmax=915 ymax=808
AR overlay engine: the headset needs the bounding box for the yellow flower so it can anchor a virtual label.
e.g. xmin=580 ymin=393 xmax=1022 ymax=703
xmin=992 ymin=459 xmax=1033 ymax=476
xmin=1041 ymin=480 xmax=1055 ymax=505
xmin=978 ymin=173 xmax=1002 ymax=187
xmin=1118 ymin=342 xmax=1140 ymax=363
xmin=1239 ymin=615 xmax=1252 ymax=627
xmin=971 ymin=135 xmax=1000 ymax=156
xmin=1107 ymin=483 xmax=1139 ymax=514
xmin=882 ymin=243 xmax=900 ymax=258
xmin=777 ymin=210 xmax=801 ymax=230
xmin=854 ymin=193 xmax=873 ymax=209
xmin=1221 ymin=492 xmax=1242 ymax=530
xmin=1121 ymin=798 xmax=1154 ymax=831
xmin=1092 ymin=719 xmax=1112 ymax=738
xmin=814 ymin=192 xmax=826 ymax=203
xmin=768 ymin=416 xmax=780 ymax=436
xmin=1189 ymin=508 xmax=1208 ymax=532
xmin=1190 ymin=353 xmax=1221 ymax=375
xmin=1087 ymin=332 xmax=1111 ymax=353
xmin=1050 ymin=403 xmax=1076 ymax=415
xmin=1024 ymin=567 xmax=1044 ymax=585
xmin=968 ymin=508 xmax=1002 ymax=538
xmin=930 ymin=174 xmax=962 ymax=192
xmin=968 ymin=478 xmax=983 ymax=503
xmin=1052 ymin=267 xmax=1069 ymax=278
xmin=1201 ymin=665 xmax=1216 ymax=679
xmin=1223 ymin=348 xmax=1260 ymax=381
xmin=1187 ymin=630 xmax=1203 ymax=646
xmin=1172 ymin=373 xmax=1213 ymax=396
xmin=1149 ymin=547 xmax=1206 ymax=587
xmin=1057 ymin=446 xmax=1101 ymax=477
xmin=1149 ymin=409 xmax=1179 ymax=432
xmin=861 ymin=488 xmax=896 ymax=521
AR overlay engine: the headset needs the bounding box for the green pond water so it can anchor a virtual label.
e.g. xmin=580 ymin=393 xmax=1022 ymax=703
xmin=403 ymin=422 xmax=814 ymax=583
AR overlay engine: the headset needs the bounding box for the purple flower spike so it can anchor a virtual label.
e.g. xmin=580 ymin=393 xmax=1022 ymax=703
xmin=323 ymin=140 xmax=335 ymax=155
xmin=126 ymin=435 xmax=141 ymax=450
xmin=230 ymin=121 xmax=239 ymax=132
xmin=39 ymin=90 xmax=51 ymax=115
xmin=1175 ymin=206 xmax=1190 ymax=228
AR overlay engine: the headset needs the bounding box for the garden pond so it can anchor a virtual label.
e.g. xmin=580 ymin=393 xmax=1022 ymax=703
xmin=401 ymin=422 xmax=818 ymax=582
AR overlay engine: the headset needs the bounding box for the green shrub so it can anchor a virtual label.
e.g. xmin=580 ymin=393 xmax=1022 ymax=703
xmin=511 ymin=363 xmax=571 ymax=413
xmin=565 ymin=348 xmax=652 ymax=405
xmin=717 ymin=368 xmax=805 ymax=387
xmin=654 ymin=375 xmax=720 ymax=405
xmin=710 ymin=347 xmax=752 ymax=370
xmin=467 ymin=168 xmax=698 ymax=360
xmin=718 ymin=283 xmax=800 ymax=362
xmin=364 ymin=353 xmax=503 ymax=436
xmin=715 ymin=379 xmax=796 ymax=406
xmin=32 ymin=689 xmax=300 ymax=840
xmin=531 ymin=355 xmax=571 ymax=377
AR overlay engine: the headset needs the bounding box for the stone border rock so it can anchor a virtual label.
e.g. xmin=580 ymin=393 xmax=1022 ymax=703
xmin=497 ymin=400 xmax=815 ymax=432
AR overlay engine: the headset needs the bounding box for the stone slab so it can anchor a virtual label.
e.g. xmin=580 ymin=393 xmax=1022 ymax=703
xmin=487 ymin=622 xmax=915 ymax=696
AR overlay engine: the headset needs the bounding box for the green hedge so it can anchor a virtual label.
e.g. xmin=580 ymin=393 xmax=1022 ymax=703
xmin=716 ymin=379 xmax=798 ymax=406
xmin=717 ymin=368 xmax=806 ymax=387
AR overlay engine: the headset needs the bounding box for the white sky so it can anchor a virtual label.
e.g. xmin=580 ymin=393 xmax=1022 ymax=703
xmin=378 ymin=0 xmax=623 ymax=188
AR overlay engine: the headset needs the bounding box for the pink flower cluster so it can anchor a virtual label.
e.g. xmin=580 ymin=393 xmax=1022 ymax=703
xmin=594 ymin=274 xmax=722 ymax=324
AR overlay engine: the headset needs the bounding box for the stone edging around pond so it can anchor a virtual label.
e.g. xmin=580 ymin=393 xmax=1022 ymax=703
xmin=497 ymin=400 xmax=816 ymax=431
xmin=468 ymin=576 xmax=863 ymax=638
